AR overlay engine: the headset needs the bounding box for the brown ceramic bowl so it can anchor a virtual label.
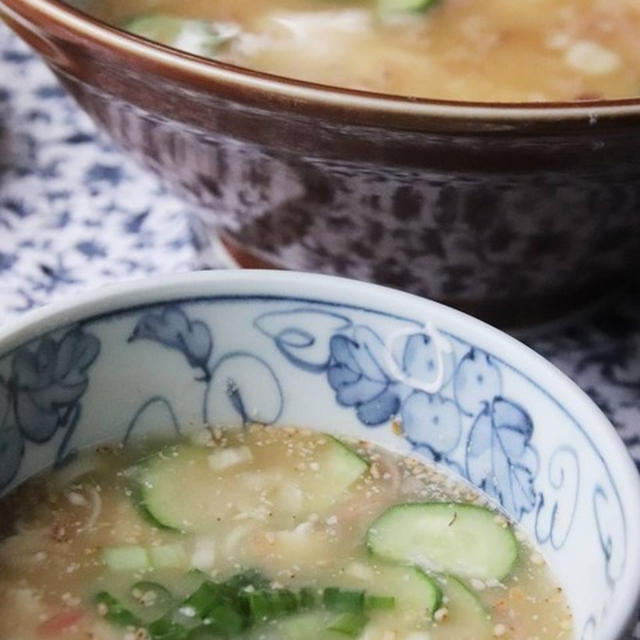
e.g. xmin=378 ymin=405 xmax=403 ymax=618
xmin=3 ymin=0 xmax=640 ymax=326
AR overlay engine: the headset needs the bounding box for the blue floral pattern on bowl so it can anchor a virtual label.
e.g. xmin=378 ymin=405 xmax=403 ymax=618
xmin=0 ymin=281 xmax=637 ymax=640
xmin=0 ymin=327 xmax=99 ymax=488
xmin=255 ymin=310 xmax=539 ymax=520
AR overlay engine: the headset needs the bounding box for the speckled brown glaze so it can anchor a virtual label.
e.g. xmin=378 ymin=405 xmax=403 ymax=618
xmin=3 ymin=0 xmax=640 ymax=325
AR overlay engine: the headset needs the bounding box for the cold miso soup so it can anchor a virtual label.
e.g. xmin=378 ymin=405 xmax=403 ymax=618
xmin=0 ymin=426 xmax=573 ymax=639
xmin=77 ymin=0 xmax=640 ymax=102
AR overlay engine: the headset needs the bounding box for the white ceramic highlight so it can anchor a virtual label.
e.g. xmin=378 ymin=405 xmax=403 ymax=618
xmin=0 ymin=271 xmax=638 ymax=639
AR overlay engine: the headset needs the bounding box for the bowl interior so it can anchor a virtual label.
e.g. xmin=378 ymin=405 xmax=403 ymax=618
xmin=0 ymin=271 xmax=638 ymax=638
xmin=6 ymin=0 xmax=640 ymax=122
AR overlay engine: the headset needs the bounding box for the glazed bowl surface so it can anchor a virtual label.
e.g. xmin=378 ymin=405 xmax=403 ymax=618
xmin=3 ymin=0 xmax=640 ymax=325
xmin=0 ymin=270 xmax=638 ymax=638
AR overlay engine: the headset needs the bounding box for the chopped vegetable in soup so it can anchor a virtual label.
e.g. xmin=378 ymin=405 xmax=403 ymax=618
xmin=0 ymin=426 xmax=573 ymax=639
xmin=79 ymin=0 xmax=640 ymax=101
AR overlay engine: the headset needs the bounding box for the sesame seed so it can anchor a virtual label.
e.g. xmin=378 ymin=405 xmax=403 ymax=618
xmin=434 ymin=607 xmax=449 ymax=623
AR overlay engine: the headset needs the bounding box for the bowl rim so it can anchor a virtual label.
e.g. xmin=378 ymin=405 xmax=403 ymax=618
xmin=0 ymin=269 xmax=639 ymax=640
xmin=4 ymin=0 xmax=640 ymax=123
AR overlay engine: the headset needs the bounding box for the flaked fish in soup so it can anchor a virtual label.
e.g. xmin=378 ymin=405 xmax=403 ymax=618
xmin=0 ymin=426 xmax=572 ymax=639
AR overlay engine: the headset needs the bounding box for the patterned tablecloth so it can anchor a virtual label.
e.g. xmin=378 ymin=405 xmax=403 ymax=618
xmin=1 ymin=24 xmax=639 ymax=637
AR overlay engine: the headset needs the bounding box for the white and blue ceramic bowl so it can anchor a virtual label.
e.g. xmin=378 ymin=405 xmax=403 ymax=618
xmin=0 ymin=271 xmax=639 ymax=638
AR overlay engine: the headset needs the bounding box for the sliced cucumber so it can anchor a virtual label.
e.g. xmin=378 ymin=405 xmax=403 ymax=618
xmin=124 ymin=14 xmax=240 ymax=57
xmin=364 ymin=565 xmax=441 ymax=621
xmin=328 ymin=611 xmax=369 ymax=637
xmin=136 ymin=443 xmax=259 ymax=532
xmin=130 ymin=581 xmax=174 ymax=622
xmin=367 ymin=503 xmax=518 ymax=581
xmin=149 ymin=543 xmax=188 ymax=569
xmin=391 ymin=566 xmax=441 ymax=619
xmin=207 ymin=445 xmax=253 ymax=471
xmin=302 ymin=436 xmax=369 ymax=513
xmin=135 ymin=437 xmax=368 ymax=532
xmin=136 ymin=444 xmax=216 ymax=532
xmin=438 ymin=576 xmax=493 ymax=639
xmin=125 ymin=14 xmax=184 ymax=45
xmin=255 ymin=612 xmax=347 ymax=640
xmin=136 ymin=443 xmax=260 ymax=532
xmin=378 ymin=0 xmax=438 ymax=16
xmin=281 ymin=612 xmax=343 ymax=639
xmin=339 ymin=563 xmax=440 ymax=621
xmin=102 ymin=545 xmax=149 ymax=571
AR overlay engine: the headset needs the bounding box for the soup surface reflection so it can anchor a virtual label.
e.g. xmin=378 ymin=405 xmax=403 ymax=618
xmin=0 ymin=426 xmax=572 ymax=639
xmin=80 ymin=0 xmax=640 ymax=101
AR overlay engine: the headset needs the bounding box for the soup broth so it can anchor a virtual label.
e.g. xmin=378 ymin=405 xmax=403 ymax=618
xmin=80 ymin=0 xmax=640 ymax=102
xmin=0 ymin=426 xmax=572 ymax=639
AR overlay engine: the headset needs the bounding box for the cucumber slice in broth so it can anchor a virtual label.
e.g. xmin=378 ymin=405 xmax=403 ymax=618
xmin=378 ymin=0 xmax=439 ymax=16
xmin=367 ymin=503 xmax=518 ymax=581
xmin=135 ymin=437 xmax=368 ymax=532
xmin=102 ymin=545 xmax=150 ymax=571
xmin=379 ymin=565 xmax=441 ymax=620
xmin=125 ymin=14 xmax=184 ymax=44
xmin=438 ymin=575 xmax=493 ymax=639
xmin=342 ymin=563 xmax=441 ymax=621
xmin=129 ymin=581 xmax=174 ymax=622
xmin=250 ymin=612 xmax=346 ymax=640
xmin=307 ymin=437 xmax=369 ymax=513
xmin=136 ymin=445 xmax=218 ymax=532
xmin=124 ymin=14 xmax=239 ymax=57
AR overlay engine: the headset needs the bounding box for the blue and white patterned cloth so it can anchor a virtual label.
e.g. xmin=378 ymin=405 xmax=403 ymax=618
xmin=0 ymin=25 xmax=229 ymax=317
xmin=1 ymin=25 xmax=640 ymax=635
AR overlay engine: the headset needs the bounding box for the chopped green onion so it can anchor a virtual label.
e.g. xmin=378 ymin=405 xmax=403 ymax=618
xmin=248 ymin=591 xmax=273 ymax=622
xmin=183 ymin=582 xmax=221 ymax=619
xmin=94 ymin=592 xmax=141 ymax=627
xmin=298 ymin=587 xmax=318 ymax=609
xmin=222 ymin=569 xmax=270 ymax=591
xmin=206 ymin=605 xmax=245 ymax=635
xmin=181 ymin=568 xmax=210 ymax=596
xmin=274 ymin=589 xmax=299 ymax=615
xmin=328 ymin=612 xmax=370 ymax=637
xmin=188 ymin=568 xmax=209 ymax=580
xmin=248 ymin=588 xmax=298 ymax=621
xmin=323 ymin=588 xmax=366 ymax=613
xmin=97 ymin=568 xmax=394 ymax=639
xmin=148 ymin=605 xmax=202 ymax=640
xmin=186 ymin=628 xmax=220 ymax=640
xmin=365 ymin=595 xmax=396 ymax=610
xmin=148 ymin=616 xmax=191 ymax=640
